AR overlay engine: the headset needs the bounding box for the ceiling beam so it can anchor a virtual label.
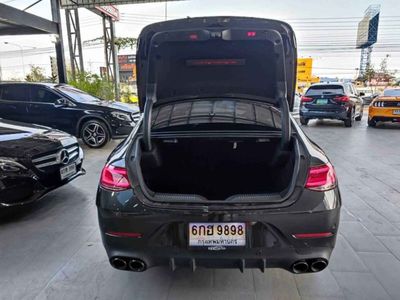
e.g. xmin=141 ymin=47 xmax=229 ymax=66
xmin=0 ymin=3 xmax=58 ymax=35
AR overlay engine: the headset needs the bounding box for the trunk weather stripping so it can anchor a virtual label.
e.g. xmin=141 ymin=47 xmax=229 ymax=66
xmin=141 ymin=28 xmax=292 ymax=153
xmin=127 ymin=135 xmax=303 ymax=211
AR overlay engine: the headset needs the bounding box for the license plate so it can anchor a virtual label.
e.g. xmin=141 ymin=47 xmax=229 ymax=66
xmin=188 ymin=222 xmax=246 ymax=247
xmin=60 ymin=163 xmax=76 ymax=180
xmin=316 ymin=99 xmax=328 ymax=105
xmin=393 ymin=110 xmax=400 ymax=115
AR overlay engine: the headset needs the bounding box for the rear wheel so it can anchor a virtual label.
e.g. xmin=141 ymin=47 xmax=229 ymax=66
xmin=344 ymin=109 xmax=355 ymax=127
xmin=368 ymin=118 xmax=377 ymax=127
xmin=300 ymin=117 xmax=309 ymax=126
xmin=81 ymin=120 xmax=110 ymax=148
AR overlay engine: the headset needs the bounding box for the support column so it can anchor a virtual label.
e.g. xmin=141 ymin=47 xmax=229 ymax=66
xmin=50 ymin=0 xmax=67 ymax=83
xmin=65 ymin=8 xmax=84 ymax=80
xmin=102 ymin=14 xmax=120 ymax=101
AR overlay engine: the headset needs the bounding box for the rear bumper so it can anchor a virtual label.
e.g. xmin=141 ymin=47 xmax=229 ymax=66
xmin=300 ymin=107 xmax=348 ymax=120
xmin=98 ymin=205 xmax=340 ymax=273
xmin=369 ymin=107 xmax=400 ymax=122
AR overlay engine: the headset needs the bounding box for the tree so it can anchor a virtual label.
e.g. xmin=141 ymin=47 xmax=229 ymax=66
xmin=377 ymin=56 xmax=396 ymax=87
xmin=68 ymin=71 xmax=115 ymax=100
xmin=25 ymin=65 xmax=47 ymax=82
xmin=359 ymin=64 xmax=375 ymax=86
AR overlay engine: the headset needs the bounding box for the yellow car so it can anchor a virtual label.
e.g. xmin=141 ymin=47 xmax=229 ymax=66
xmin=368 ymin=88 xmax=400 ymax=127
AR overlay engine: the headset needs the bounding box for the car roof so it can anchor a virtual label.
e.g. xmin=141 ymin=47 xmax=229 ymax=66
xmin=0 ymin=82 xmax=58 ymax=88
xmin=310 ymin=82 xmax=347 ymax=87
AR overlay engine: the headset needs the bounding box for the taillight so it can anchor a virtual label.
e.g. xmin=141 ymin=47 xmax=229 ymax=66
xmin=301 ymin=96 xmax=313 ymax=103
xmin=293 ymin=232 xmax=334 ymax=239
xmin=100 ymin=165 xmax=131 ymax=191
xmin=305 ymin=163 xmax=337 ymax=191
xmin=334 ymin=95 xmax=350 ymax=102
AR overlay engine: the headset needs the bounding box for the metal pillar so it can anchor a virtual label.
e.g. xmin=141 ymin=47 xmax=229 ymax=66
xmin=102 ymin=14 xmax=120 ymax=100
xmin=359 ymin=46 xmax=373 ymax=77
xmin=50 ymin=0 xmax=67 ymax=83
xmin=65 ymin=8 xmax=84 ymax=79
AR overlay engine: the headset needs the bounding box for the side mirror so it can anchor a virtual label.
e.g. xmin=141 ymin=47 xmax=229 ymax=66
xmin=54 ymin=98 xmax=69 ymax=107
xmin=359 ymin=92 xmax=365 ymax=97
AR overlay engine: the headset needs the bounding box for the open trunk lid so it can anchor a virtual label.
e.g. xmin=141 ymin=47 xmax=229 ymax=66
xmin=136 ymin=16 xmax=297 ymax=111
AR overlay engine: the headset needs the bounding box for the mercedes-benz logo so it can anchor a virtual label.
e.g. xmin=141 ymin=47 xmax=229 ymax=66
xmin=58 ymin=149 xmax=70 ymax=165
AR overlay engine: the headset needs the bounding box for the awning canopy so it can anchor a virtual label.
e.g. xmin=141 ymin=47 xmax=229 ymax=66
xmin=60 ymin=0 xmax=184 ymax=9
xmin=0 ymin=3 xmax=58 ymax=35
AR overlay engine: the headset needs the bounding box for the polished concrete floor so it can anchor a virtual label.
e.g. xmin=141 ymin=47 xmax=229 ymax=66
xmin=1 ymin=118 xmax=400 ymax=300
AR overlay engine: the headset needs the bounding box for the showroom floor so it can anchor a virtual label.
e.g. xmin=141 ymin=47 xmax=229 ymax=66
xmin=1 ymin=118 xmax=400 ymax=300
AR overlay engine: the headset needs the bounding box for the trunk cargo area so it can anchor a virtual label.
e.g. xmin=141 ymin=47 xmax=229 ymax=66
xmin=140 ymin=137 xmax=295 ymax=200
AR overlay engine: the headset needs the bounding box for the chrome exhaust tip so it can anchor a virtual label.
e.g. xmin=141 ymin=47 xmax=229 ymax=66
xmin=292 ymin=261 xmax=309 ymax=274
xmin=111 ymin=257 xmax=128 ymax=270
xmin=128 ymin=258 xmax=147 ymax=272
xmin=310 ymin=259 xmax=328 ymax=272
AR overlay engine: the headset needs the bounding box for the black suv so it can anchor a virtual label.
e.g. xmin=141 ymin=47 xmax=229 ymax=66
xmin=97 ymin=17 xmax=341 ymax=274
xmin=0 ymin=83 xmax=140 ymax=148
xmin=300 ymin=82 xmax=364 ymax=127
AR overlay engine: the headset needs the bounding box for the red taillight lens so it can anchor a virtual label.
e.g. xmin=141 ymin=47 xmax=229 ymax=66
xmin=301 ymin=96 xmax=313 ymax=103
xmin=293 ymin=232 xmax=334 ymax=239
xmin=247 ymin=31 xmax=257 ymax=37
xmin=100 ymin=165 xmax=130 ymax=191
xmin=334 ymin=95 xmax=350 ymax=102
xmin=305 ymin=163 xmax=337 ymax=191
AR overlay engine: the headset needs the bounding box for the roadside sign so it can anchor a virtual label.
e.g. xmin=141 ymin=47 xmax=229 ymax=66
xmin=95 ymin=5 xmax=120 ymax=21
xmin=297 ymin=58 xmax=313 ymax=81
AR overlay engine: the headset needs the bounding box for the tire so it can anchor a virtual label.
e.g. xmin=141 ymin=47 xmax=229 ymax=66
xmin=81 ymin=120 xmax=110 ymax=148
xmin=300 ymin=117 xmax=309 ymax=126
xmin=344 ymin=109 xmax=355 ymax=127
xmin=368 ymin=118 xmax=377 ymax=127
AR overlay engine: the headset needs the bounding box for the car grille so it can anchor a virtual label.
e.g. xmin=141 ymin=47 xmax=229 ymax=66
xmin=373 ymin=101 xmax=400 ymax=107
xmin=32 ymin=143 xmax=80 ymax=170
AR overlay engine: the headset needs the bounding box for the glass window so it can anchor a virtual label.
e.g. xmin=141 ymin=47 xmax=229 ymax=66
xmin=56 ymin=86 xmax=101 ymax=103
xmin=383 ymin=89 xmax=400 ymax=97
xmin=305 ymin=85 xmax=344 ymax=96
xmin=0 ymin=85 xmax=29 ymax=101
xmin=30 ymin=86 xmax=60 ymax=103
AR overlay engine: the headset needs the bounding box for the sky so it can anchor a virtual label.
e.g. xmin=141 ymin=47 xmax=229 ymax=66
xmin=1 ymin=0 xmax=400 ymax=80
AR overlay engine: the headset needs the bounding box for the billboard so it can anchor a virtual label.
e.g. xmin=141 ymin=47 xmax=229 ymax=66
xmin=95 ymin=5 xmax=120 ymax=21
xmin=356 ymin=5 xmax=380 ymax=49
xmin=60 ymin=0 xmax=183 ymax=9
xmin=297 ymin=58 xmax=313 ymax=82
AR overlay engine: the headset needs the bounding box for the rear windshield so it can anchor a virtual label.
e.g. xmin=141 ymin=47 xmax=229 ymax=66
xmin=305 ymin=85 xmax=344 ymax=96
xmin=383 ymin=89 xmax=400 ymax=97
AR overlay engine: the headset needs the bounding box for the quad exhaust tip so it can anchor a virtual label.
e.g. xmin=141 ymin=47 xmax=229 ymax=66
xmin=111 ymin=257 xmax=128 ymax=270
xmin=128 ymin=258 xmax=147 ymax=272
xmin=310 ymin=259 xmax=328 ymax=272
xmin=292 ymin=261 xmax=309 ymax=274
xmin=292 ymin=258 xmax=328 ymax=274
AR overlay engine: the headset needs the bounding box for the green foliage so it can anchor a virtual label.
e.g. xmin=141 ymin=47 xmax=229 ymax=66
xmin=25 ymin=65 xmax=47 ymax=82
xmin=120 ymin=84 xmax=138 ymax=104
xmin=68 ymin=71 xmax=115 ymax=100
xmin=358 ymin=64 xmax=375 ymax=85
xmin=115 ymin=37 xmax=137 ymax=50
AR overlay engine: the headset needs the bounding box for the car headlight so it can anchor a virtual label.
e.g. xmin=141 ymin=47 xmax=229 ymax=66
xmin=0 ymin=157 xmax=27 ymax=172
xmin=111 ymin=111 xmax=132 ymax=122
